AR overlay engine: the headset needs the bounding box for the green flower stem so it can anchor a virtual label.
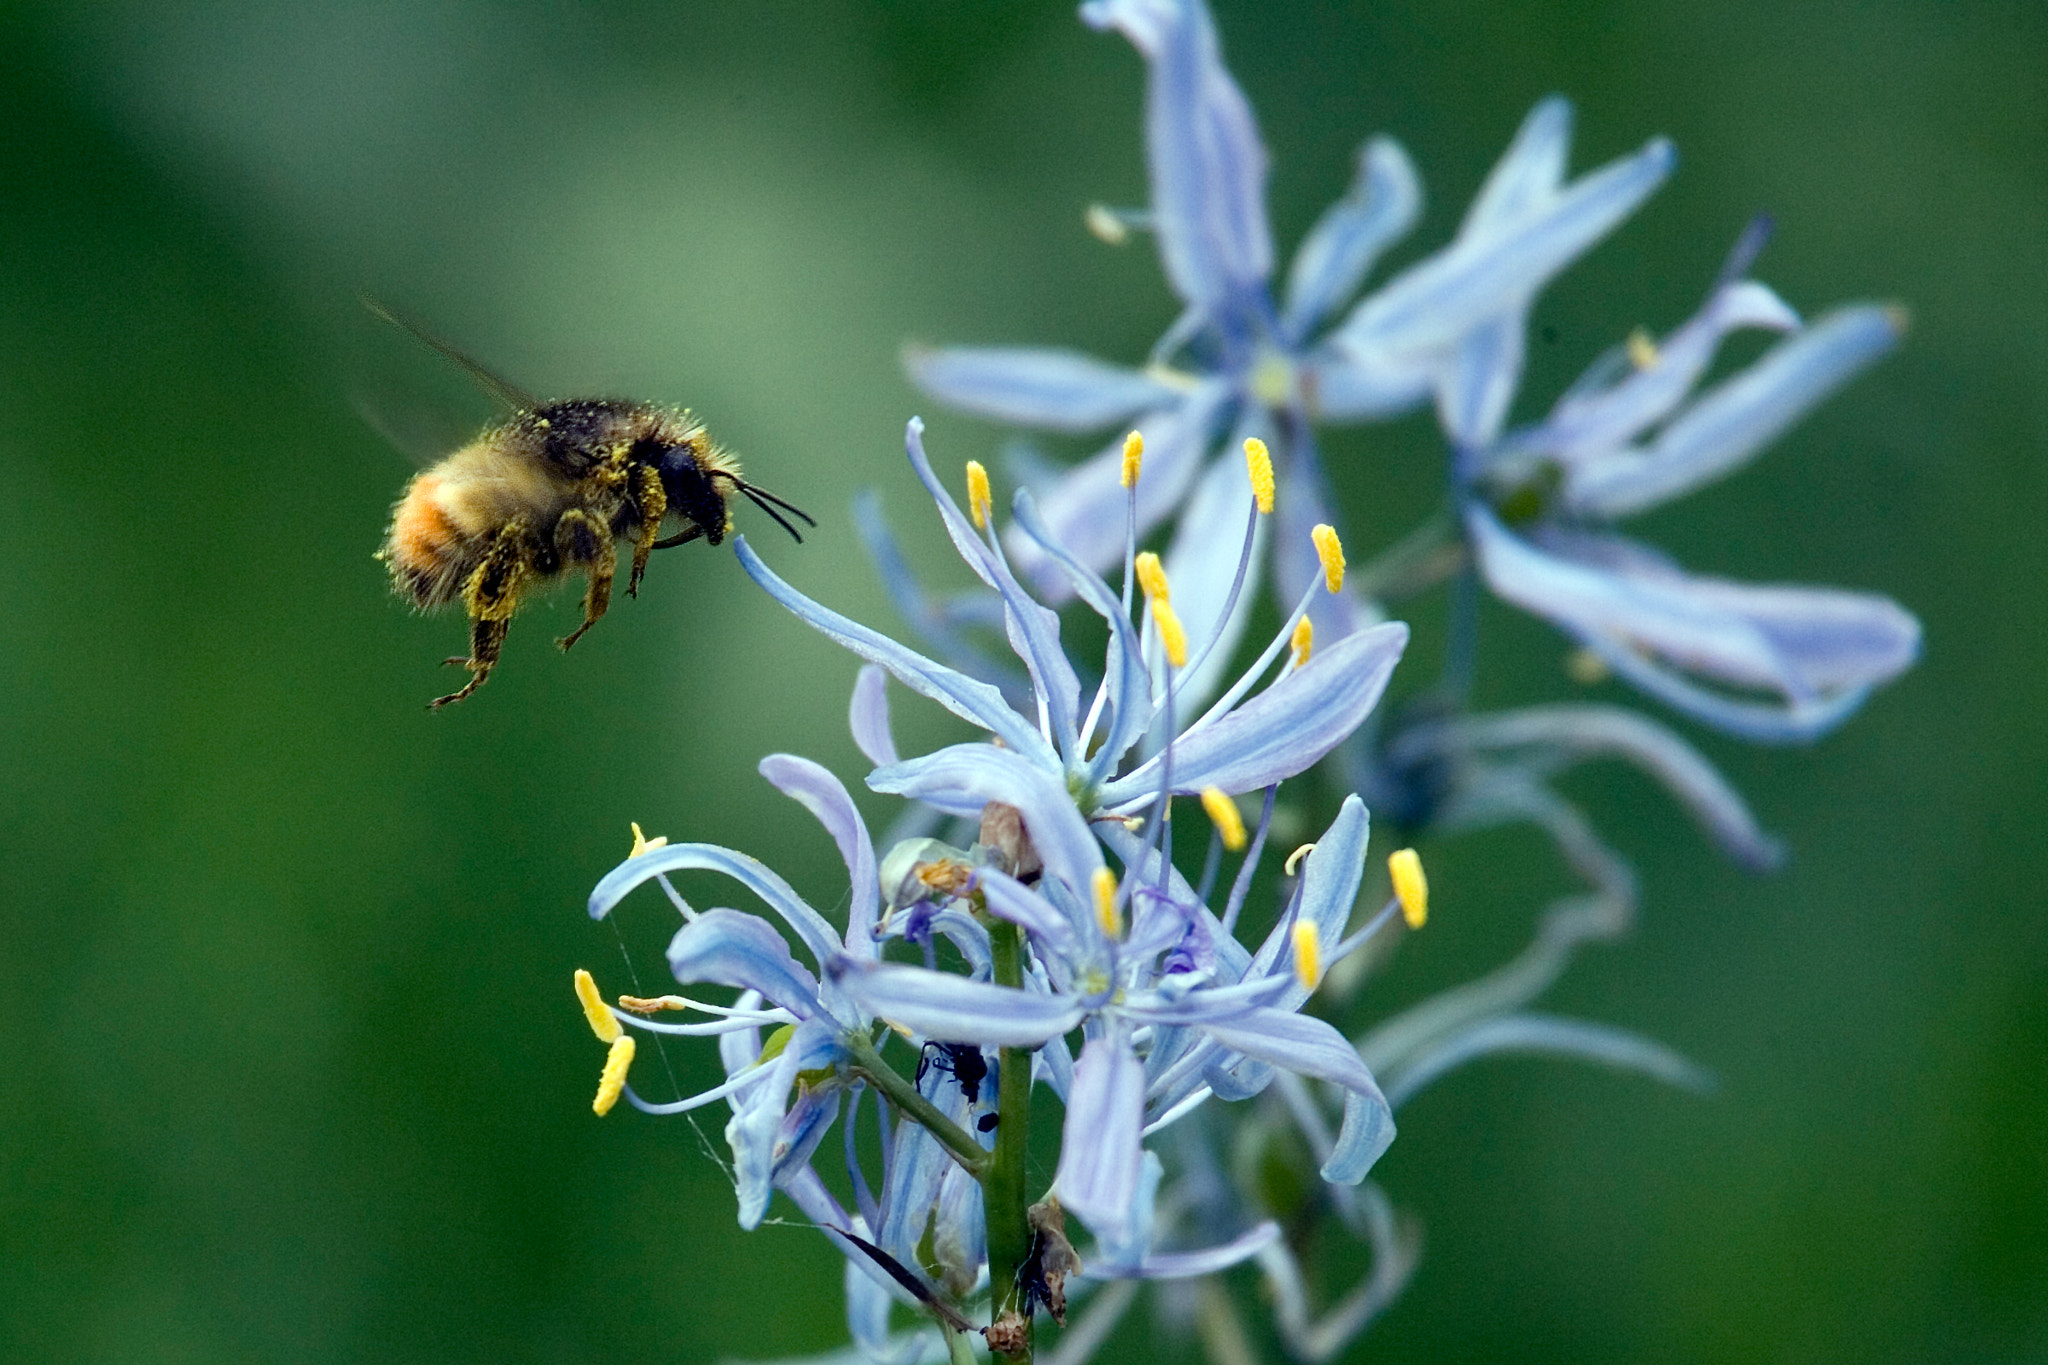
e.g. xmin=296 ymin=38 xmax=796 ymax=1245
xmin=844 ymin=1034 xmax=990 ymax=1177
xmin=983 ymin=912 xmax=1035 ymax=1358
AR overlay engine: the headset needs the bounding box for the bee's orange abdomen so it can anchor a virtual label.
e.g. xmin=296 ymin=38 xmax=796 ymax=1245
xmin=389 ymin=474 xmax=459 ymax=572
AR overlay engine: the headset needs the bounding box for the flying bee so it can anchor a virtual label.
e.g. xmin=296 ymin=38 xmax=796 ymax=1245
xmin=368 ymin=301 xmax=814 ymax=707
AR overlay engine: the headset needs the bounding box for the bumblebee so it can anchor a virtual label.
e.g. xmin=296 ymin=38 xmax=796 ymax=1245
xmin=369 ymin=303 xmax=813 ymax=707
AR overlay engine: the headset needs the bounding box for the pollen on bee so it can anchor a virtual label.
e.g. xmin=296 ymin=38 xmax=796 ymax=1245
xmin=593 ymin=1035 xmax=635 ymax=1116
xmin=1200 ymin=786 xmax=1248 ymax=852
xmin=1242 ymin=438 xmax=1275 ymax=515
xmin=1311 ymin=524 xmax=1346 ymax=594
xmin=575 ymin=969 xmax=622 ymax=1043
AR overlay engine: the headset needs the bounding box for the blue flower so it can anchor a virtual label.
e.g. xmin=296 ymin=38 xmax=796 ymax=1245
xmin=1456 ymin=223 xmax=1921 ymax=740
xmin=910 ymin=0 xmax=1673 ymax=667
xmin=736 ymin=416 xmax=1412 ymax=1250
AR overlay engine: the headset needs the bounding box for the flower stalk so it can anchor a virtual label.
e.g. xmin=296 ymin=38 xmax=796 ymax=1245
xmin=982 ymin=910 xmax=1036 ymax=1358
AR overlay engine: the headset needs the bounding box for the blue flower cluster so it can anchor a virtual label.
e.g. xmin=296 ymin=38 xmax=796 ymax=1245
xmin=570 ymin=1 xmax=1919 ymax=1361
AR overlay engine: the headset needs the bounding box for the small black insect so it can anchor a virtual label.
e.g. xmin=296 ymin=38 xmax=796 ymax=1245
xmin=916 ymin=1041 xmax=990 ymax=1106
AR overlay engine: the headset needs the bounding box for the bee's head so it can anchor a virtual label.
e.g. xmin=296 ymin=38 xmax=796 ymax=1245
xmin=648 ymin=438 xmax=734 ymax=544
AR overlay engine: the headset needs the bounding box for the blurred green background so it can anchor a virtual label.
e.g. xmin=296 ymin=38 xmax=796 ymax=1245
xmin=1 ymin=0 xmax=2041 ymax=1361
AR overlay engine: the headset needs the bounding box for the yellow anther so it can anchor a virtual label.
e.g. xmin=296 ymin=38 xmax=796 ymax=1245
xmin=1291 ymin=921 xmax=1322 ymax=991
xmin=1626 ymin=327 xmax=1661 ymax=371
xmin=629 ymin=822 xmax=668 ymax=858
xmin=1120 ymin=430 xmax=1144 ymax=488
xmin=1092 ymin=866 xmax=1122 ymax=939
xmin=593 ymin=1035 xmax=635 ymax=1116
xmin=1200 ymin=787 xmax=1247 ymax=852
xmin=1566 ymin=647 xmax=1610 ymax=685
xmin=1087 ymin=203 xmax=1131 ymax=245
xmin=1389 ymin=848 xmax=1428 ymax=929
xmin=1153 ymin=598 xmax=1188 ymax=669
xmin=1242 ymin=437 xmax=1275 ymax=515
xmin=575 ymin=969 xmax=622 ymax=1044
xmin=1311 ymin=525 xmax=1346 ymax=594
xmin=1134 ymin=551 xmax=1171 ymax=605
xmin=965 ymin=461 xmax=994 ymax=530
xmin=1290 ymin=616 xmax=1314 ymax=668
xmin=1284 ymin=843 xmax=1315 ymax=876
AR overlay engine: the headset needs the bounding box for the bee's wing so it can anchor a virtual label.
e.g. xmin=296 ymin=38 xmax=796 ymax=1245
xmin=361 ymin=296 xmax=541 ymax=412
xmin=351 ymin=389 xmax=485 ymax=467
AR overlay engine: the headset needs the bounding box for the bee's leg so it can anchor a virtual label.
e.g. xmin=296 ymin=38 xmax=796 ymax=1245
xmin=555 ymin=509 xmax=616 ymax=652
xmin=627 ymin=466 xmax=668 ymax=598
xmin=434 ymin=520 xmax=533 ymax=708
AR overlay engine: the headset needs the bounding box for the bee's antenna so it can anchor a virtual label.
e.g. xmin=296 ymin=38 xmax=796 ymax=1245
xmin=740 ymin=487 xmax=811 ymax=544
xmin=737 ymin=480 xmax=818 ymax=529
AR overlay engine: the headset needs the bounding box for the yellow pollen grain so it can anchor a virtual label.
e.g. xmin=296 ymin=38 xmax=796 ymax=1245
xmin=1092 ymin=866 xmax=1122 ymax=939
xmin=1311 ymin=525 xmax=1346 ymax=594
xmin=1200 ymin=787 xmax=1248 ymax=852
xmin=1153 ymin=599 xmax=1189 ymax=668
xmin=1134 ymin=551 xmax=1171 ymax=605
xmin=1087 ymin=203 xmax=1131 ymax=245
xmin=1121 ymin=430 xmax=1144 ymax=488
xmin=1626 ymin=328 xmax=1661 ymax=370
xmin=1389 ymin=848 xmax=1428 ymax=929
xmin=593 ymin=1035 xmax=635 ymax=1116
xmin=1284 ymin=843 xmax=1315 ymax=876
xmin=629 ymin=822 xmax=668 ymax=858
xmin=1243 ymin=438 xmax=1275 ymax=514
xmin=965 ymin=461 xmax=994 ymax=530
xmin=575 ymin=969 xmax=622 ymax=1043
xmin=1290 ymin=616 xmax=1314 ymax=668
xmin=1291 ymin=921 xmax=1322 ymax=991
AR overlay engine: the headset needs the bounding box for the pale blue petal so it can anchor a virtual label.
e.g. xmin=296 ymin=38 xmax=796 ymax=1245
xmin=906 ymin=345 xmax=1180 ymax=432
xmin=1100 ymin=622 xmax=1408 ymax=810
xmin=1567 ymin=306 xmax=1903 ymax=518
xmin=1198 ymin=1007 xmax=1377 ymax=1095
xmin=1461 ymin=97 xmax=1572 ymax=234
xmin=1335 ymin=133 xmax=1674 ymax=362
xmin=1436 ymin=310 xmax=1525 ymax=449
xmin=1467 ymin=508 xmax=1790 ymax=692
xmin=1420 ymin=706 xmax=1782 ymax=870
xmin=1584 ymin=630 xmax=1877 ymax=743
xmin=869 ymin=744 xmax=1104 ymax=902
xmin=1054 ymin=1035 xmax=1148 ymax=1242
xmin=877 ymin=1090 xmax=957 ymax=1269
xmin=768 ymin=1083 xmax=843 ymax=1189
xmin=1538 ymin=279 xmax=1800 ymax=470
xmin=594 ymin=841 xmax=841 ymax=970
xmin=667 ymin=909 xmax=822 ymax=1020
xmin=849 ymin=664 xmax=900 ymax=768
xmin=1282 ymin=136 xmax=1423 ymax=342
xmin=977 ymin=866 xmax=1080 ymax=958
xmin=728 ymin=1018 xmax=840 ymax=1228
xmin=718 ymin=988 xmax=765 ymax=1076
xmin=902 ymin=419 xmax=1083 ymax=755
xmin=1160 ymin=417 xmax=1266 ymax=712
xmin=930 ymin=1161 xmax=988 ymax=1298
xmin=1036 ymin=1026 xmax=1076 ymax=1104
xmin=844 ymin=1260 xmax=935 ymax=1365
xmin=852 ymin=489 xmax=1022 ymax=691
xmin=1321 ymin=1080 xmax=1397 ymax=1184
xmin=1091 ymin=1149 xmax=1163 ymax=1273
xmin=734 ymin=536 xmax=1053 ymax=764
xmin=1240 ymin=796 xmax=1369 ymax=1010
xmin=1381 ymin=1011 xmax=1715 ymax=1108
xmin=1084 ymin=1220 xmax=1281 ymax=1280
xmin=1301 ymin=347 xmax=1434 ymax=421
xmin=1673 ymin=575 xmax=1921 ymax=694
xmin=1084 ymin=0 xmax=1273 ymax=312
xmin=760 ymin=754 xmax=881 ymax=953
xmin=1007 ymin=385 xmax=1229 ymax=592
xmin=828 ymin=958 xmax=1085 ymax=1047
xmin=1009 ymin=489 xmax=1152 ymax=779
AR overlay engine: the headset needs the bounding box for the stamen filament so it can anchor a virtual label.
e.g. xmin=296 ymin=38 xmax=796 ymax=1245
xmin=1220 ymin=785 xmax=1277 ymax=936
